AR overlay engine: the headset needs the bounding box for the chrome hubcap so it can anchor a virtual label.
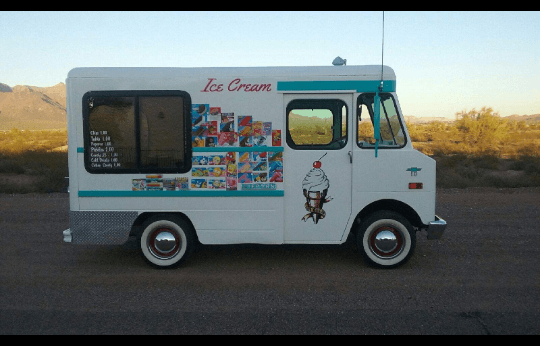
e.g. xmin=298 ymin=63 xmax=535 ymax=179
xmin=374 ymin=230 xmax=399 ymax=253
xmin=148 ymin=228 xmax=181 ymax=260
xmin=154 ymin=231 xmax=177 ymax=254
xmin=369 ymin=226 xmax=404 ymax=259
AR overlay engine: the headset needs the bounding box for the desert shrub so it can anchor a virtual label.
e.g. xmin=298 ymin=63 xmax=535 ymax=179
xmin=0 ymin=129 xmax=67 ymax=151
xmin=480 ymin=174 xmax=540 ymax=188
xmin=516 ymin=143 xmax=540 ymax=158
xmin=0 ymin=153 xmax=26 ymax=174
xmin=519 ymin=157 xmax=540 ymax=176
xmin=408 ymin=106 xmax=540 ymax=188
xmin=436 ymin=169 xmax=473 ymax=188
xmin=0 ymin=150 xmax=68 ymax=193
xmin=434 ymin=153 xmax=468 ymax=169
xmin=454 ymin=107 xmax=508 ymax=152
xmin=358 ymin=121 xmax=375 ymax=143
xmin=455 ymin=165 xmax=481 ymax=181
xmin=0 ymin=129 xmax=68 ymax=193
xmin=0 ymin=180 xmax=35 ymax=194
xmin=406 ymin=122 xmax=431 ymax=142
xmin=289 ymin=115 xmax=333 ymax=145
xmin=471 ymin=154 xmax=499 ymax=170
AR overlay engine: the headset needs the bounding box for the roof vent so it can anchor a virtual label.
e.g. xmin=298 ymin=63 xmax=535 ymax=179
xmin=332 ymin=56 xmax=347 ymax=66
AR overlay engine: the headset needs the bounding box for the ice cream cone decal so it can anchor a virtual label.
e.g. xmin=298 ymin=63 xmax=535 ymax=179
xmin=301 ymin=153 xmax=332 ymax=224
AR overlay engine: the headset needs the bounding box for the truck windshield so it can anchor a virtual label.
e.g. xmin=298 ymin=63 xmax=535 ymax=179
xmin=357 ymin=93 xmax=406 ymax=148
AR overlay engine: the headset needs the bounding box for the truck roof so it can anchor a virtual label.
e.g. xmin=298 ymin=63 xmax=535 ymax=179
xmin=67 ymin=65 xmax=396 ymax=81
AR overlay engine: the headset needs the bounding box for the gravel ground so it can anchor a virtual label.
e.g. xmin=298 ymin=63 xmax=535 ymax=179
xmin=0 ymin=188 xmax=539 ymax=334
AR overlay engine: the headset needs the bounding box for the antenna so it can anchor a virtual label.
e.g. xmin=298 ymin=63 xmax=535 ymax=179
xmin=380 ymin=11 xmax=385 ymax=91
xmin=374 ymin=11 xmax=385 ymax=158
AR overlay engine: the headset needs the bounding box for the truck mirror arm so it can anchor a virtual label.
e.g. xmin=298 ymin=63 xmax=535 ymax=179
xmin=373 ymin=90 xmax=381 ymax=158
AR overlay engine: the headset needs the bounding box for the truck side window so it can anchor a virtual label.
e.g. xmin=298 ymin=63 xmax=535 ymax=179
xmin=87 ymin=96 xmax=137 ymax=169
xmin=286 ymin=99 xmax=347 ymax=150
xmin=357 ymin=93 xmax=406 ymax=149
xmin=83 ymin=90 xmax=192 ymax=174
xmin=139 ymin=96 xmax=186 ymax=169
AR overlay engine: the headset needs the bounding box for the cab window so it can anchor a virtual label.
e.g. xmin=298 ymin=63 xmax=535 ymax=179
xmin=286 ymin=99 xmax=348 ymax=150
xmin=357 ymin=93 xmax=406 ymax=148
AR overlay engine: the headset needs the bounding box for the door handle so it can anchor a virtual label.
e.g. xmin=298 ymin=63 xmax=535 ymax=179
xmin=348 ymin=151 xmax=353 ymax=163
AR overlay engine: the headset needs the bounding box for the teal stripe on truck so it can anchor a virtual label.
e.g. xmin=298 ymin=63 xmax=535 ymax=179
xmin=277 ymin=80 xmax=396 ymax=92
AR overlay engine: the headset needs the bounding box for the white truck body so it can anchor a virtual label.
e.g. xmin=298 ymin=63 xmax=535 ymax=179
xmin=64 ymin=65 xmax=445 ymax=267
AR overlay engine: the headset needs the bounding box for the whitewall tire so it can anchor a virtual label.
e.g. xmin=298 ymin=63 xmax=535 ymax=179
xmin=139 ymin=215 xmax=195 ymax=268
xmin=357 ymin=211 xmax=416 ymax=268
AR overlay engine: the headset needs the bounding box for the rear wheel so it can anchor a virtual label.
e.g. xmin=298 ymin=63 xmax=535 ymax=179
xmin=139 ymin=215 xmax=195 ymax=268
xmin=357 ymin=210 xmax=416 ymax=268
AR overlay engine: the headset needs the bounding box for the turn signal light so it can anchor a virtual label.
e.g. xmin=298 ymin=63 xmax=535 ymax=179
xmin=409 ymin=183 xmax=423 ymax=189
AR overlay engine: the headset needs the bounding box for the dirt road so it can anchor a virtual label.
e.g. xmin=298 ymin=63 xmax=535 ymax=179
xmin=1 ymin=188 xmax=539 ymax=334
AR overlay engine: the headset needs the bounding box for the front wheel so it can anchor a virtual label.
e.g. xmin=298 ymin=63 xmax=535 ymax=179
xmin=139 ymin=215 xmax=195 ymax=268
xmin=357 ymin=211 xmax=416 ymax=268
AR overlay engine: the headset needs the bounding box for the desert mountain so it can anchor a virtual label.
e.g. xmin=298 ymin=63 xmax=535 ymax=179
xmin=404 ymin=115 xmax=454 ymax=124
xmin=506 ymin=114 xmax=540 ymax=123
xmin=0 ymin=83 xmax=13 ymax=93
xmin=0 ymin=82 xmax=66 ymax=130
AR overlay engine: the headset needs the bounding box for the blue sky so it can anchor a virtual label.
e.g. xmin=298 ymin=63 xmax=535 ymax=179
xmin=1 ymin=11 xmax=538 ymax=118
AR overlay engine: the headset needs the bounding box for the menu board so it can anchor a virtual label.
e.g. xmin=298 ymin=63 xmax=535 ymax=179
xmin=89 ymin=130 xmax=122 ymax=169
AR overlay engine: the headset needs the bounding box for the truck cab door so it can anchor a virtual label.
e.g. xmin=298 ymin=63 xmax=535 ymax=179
xmin=283 ymin=93 xmax=353 ymax=243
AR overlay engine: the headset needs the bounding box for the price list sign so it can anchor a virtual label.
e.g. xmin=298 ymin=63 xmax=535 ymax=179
xmin=89 ymin=130 xmax=122 ymax=169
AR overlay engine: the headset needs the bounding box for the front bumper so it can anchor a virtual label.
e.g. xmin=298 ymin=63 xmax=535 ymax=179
xmin=426 ymin=215 xmax=446 ymax=240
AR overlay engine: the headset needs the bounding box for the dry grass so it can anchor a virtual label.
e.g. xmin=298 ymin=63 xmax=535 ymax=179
xmin=407 ymin=108 xmax=540 ymax=188
xmin=0 ymin=129 xmax=68 ymax=193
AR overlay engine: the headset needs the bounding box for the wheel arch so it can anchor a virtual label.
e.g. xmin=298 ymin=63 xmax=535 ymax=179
xmin=130 ymin=212 xmax=199 ymax=242
xmin=354 ymin=199 xmax=423 ymax=231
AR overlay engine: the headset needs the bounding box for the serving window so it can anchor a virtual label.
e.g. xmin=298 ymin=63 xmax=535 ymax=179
xmin=83 ymin=90 xmax=191 ymax=174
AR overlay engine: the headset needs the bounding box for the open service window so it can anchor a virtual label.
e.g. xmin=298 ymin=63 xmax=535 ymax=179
xmin=83 ymin=90 xmax=192 ymax=174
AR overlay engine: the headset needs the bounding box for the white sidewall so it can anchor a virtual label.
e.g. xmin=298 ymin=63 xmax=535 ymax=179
xmin=140 ymin=220 xmax=188 ymax=267
xmin=362 ymin=218 xmax=412 ymax=266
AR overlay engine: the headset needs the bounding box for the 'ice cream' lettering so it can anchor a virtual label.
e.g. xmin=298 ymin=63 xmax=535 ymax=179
xmin=201 ymin=78 xmax=272 ymax=92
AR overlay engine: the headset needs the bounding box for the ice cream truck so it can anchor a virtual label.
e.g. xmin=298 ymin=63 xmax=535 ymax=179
xmin=63 ymin=63 xmax=446 ymax=268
